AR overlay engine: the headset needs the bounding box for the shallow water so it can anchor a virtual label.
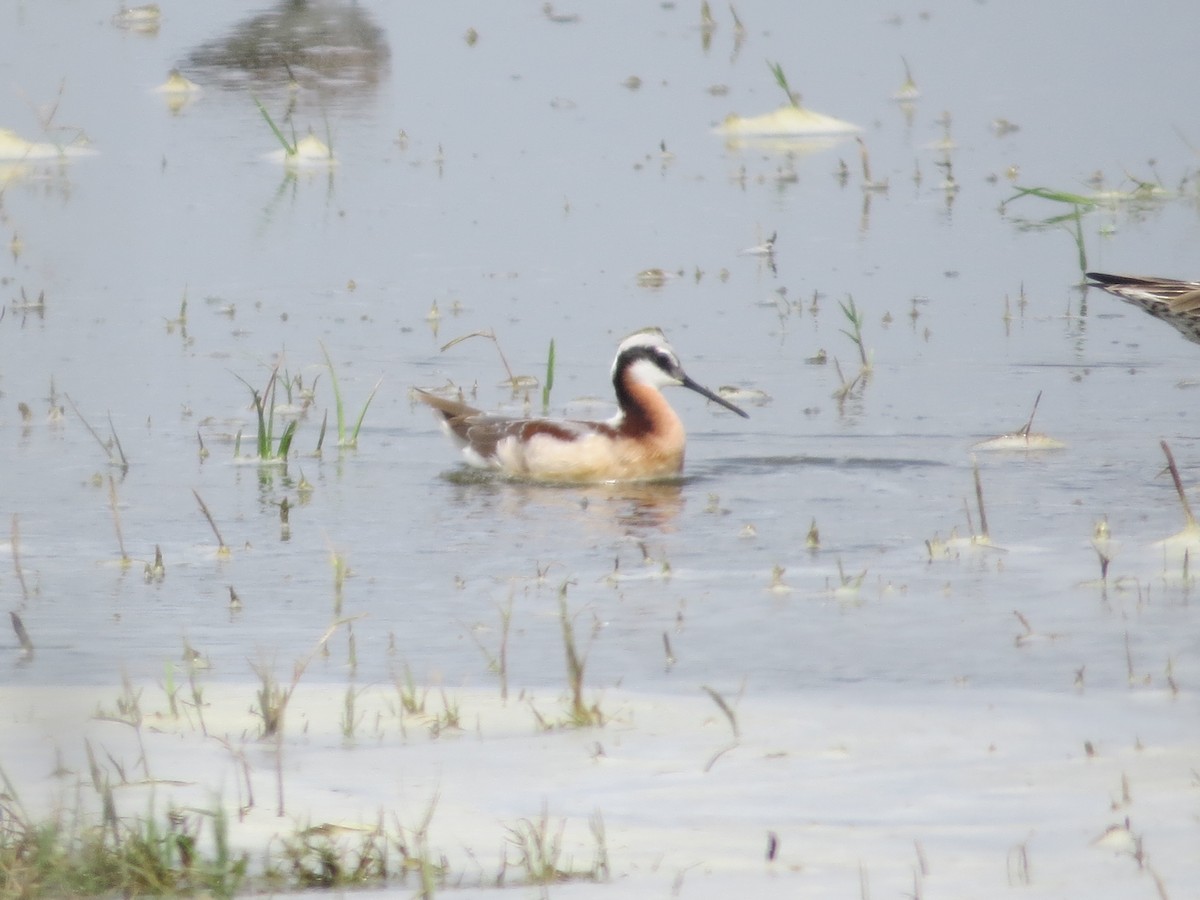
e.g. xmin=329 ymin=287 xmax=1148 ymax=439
xmin=2 ymin=0 xmax=1198 ymax=715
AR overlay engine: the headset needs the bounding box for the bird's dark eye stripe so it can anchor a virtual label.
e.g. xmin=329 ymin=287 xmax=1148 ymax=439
xmin=614 ymin=344 xmax=680 ymax=376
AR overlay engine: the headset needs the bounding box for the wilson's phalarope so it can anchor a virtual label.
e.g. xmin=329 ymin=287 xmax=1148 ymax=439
xmin=1087 ymin=272 xmax=1200 ymax=346
xmin=416 ymin=327 xmax=749 ymax=483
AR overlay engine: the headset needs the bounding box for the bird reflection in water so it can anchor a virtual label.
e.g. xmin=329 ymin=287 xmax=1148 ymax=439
xmin=183 ymin=2 xmax=390 ymax=98
xmin=447 ymin=476 xmax=686 ymax=535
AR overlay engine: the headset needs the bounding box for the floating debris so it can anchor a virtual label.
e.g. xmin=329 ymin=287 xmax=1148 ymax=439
xmin=0 ymin=128 xmax=95 ymax=162
xmin=265 ymin=133 xmax=337 ymax=169
xmin=543 ymin=2 xmax=580 ymax=24
xmin=716 ymin=105 xmax=860 ymax=138
xmin=973 ymin=391 xmax=1065 ymax=451
xmin=717 ymin=385 xmax=770 ymax=406
xmin=891 ymin=57 xmax=920 ymax=101
xmin=636 ymin=268 xmax=675 ymax=289
xmin=112 ymin=4 xmax=160 ymax=33
xmin=972 ymin=433 xmax=1065 ymax=452
xmin=154 ymin=70 xmax=202 ymax=113
xmin=767 ymin=564 xmax=791 ymax=595
xmin=1013 ymin=610 xmax=1062 ymax=647
xmin=739 ymin=232 xmax=776 ymax=257
xmin=154 ymin=69 xmax=202 ymax=96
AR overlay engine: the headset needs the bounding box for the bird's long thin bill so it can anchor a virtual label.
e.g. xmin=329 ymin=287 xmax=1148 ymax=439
xmin=682 ymin=375 xmax=749 ymax=418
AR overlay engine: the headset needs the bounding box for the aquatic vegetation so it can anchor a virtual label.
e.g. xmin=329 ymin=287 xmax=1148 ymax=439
xmin=439 ymin=328 xmax=532 ymax=391
xmin=926 ymin=461 xmax=1003 ymax=560
xmin=319 ymin=342 xmax=381 ymax=449
xmin=892 ymin=56 xmax=920 ymax=101
xmin=838 ymin=294 xmax=870 ymax=370
xmin=856 ymin=136 xmax=888 ymax=193
xmin=64 ymin=393 xmax=128 ymax=472
xmin=767 ymin=563 xmax=791 ymax=594
xmin=767 ymin=60 xmax=801 ymax=109
xmin=529 ymin=581 xmax=604 ymax=729
xmin=191 ymin=489 xmax=231 ymax=558
xmin=1003 ymin=180 xmax=1172 ymax=272
xmin=972 ymin=391 xmax=1067 ymax=451
xmin=467 ymin=591 xmax=514 ymax=701
xmin=0 ymin=789 xmax=247 ymax=898
xmin=275 ymin=818 xmax=391 ymax=889
xmin=806 ymin=519 xmax=820 ymax=549
xmin=833 ymin=295 xmax=872 ymax=406
xmin=701 ymin=684 xmax=739 ymax=740
xmin=0 ymin=128 xmax=95 ymax=162
xmin=1013 ymin=610 xmax=1063 ymax=647
xmin=9 ymin=611 xmax=33 ymax=657
xmin=1155 ymin=440 xmax=1200 ymax=566
xmin=255 ymin=98 xmax=337 ymax=168
xmin=234 ymin=366 xmax=298 ymax=463
xmin=503 ymin=804 xmax=609 ymax=890
xmin=153 ymin=69 xmax=201 ymax=95
xmin=541 ymin=337 xmax=556 ymax=413
xmin=105 ymin=475 xmax=131 ymax=568
xmin=269 ymin=132 xmax=337 ymax=169
xmin=830 ymin=558 xmax=867 ymax=601
xmin=144 ymin=544 xmax=166 ymax=583
xmin=254 ymin=97 xmax=297 ymax=155
xmin=700 ymin=685 xmax=741 ymax=772
xmin=9 ymin=514 xmax=30 ymax=603
xmin=717 ymin=63 xmax=859 ymax=138
xmin=1002 ymin=185 xmax=1095 ymax=270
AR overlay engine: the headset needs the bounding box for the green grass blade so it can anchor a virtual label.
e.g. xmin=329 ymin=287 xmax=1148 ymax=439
xmin=349 ymin=378 xmax=383 ymax=446
xmin=541 ymin=338 xmax=556 ymax=413
xmin=767 ymin=59 xmax=799 ymax=107
xmin=253 ymin=97 xmax=295 ymax=155
xmin=319 ymin=341 xmax=347 ymax=445
xmin=315 ymin=409 xmax=328 ymax=455
xmin=1071 ymin=205 xmax=1088 ymax=273
xmin=277 ymin=419 xmax=298 ymax=458
xmin=233 ymin=373 xmax=269 ymax=458
xmin=1005 ymin=185 xmax=1097 ymax=207
xmin=263 ymin=369 xmax=279 ymax=457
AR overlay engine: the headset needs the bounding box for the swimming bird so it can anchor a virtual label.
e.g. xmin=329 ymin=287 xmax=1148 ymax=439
xmin=1086 ymin=272 xmax=1200 ymax=346
xmin=415 ymin=327 xmax=749 ymax=483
